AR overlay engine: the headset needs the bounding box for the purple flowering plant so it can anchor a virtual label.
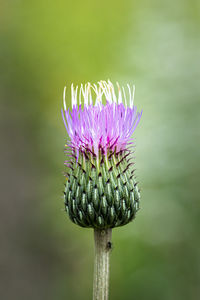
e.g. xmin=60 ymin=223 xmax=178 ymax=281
xmin=61 ymin=80 xmax=142 ymax=300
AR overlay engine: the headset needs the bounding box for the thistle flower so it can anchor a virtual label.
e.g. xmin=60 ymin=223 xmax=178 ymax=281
xmin=62 ymin=80 xmax=142 ymax=229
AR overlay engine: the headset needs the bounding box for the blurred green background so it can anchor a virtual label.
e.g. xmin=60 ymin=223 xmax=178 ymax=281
xmin=1 ymin=0 xmax=200 ymax=299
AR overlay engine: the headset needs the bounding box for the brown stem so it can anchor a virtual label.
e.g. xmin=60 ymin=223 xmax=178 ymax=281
xmin=93 ymin=228 xmax=112 ymax=300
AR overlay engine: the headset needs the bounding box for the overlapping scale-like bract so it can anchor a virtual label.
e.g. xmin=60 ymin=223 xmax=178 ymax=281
xmin=64 ymin=149 xmax=140 ymax=228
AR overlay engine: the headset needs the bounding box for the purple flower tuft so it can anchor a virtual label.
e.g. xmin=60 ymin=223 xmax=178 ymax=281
xmin=62 ymin=80 xmax=142 ymax=156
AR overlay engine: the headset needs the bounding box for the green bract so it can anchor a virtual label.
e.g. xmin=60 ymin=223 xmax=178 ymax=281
xmin=64 ymin=149 xmax=140 ymax=229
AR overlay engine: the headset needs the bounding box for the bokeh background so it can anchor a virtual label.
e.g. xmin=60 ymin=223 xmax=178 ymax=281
xmin=1 ymin=0 xmax=200 ymax=299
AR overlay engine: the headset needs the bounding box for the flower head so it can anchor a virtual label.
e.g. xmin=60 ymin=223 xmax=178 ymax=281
xmin=62 ymin=80 xmax=142 ymax=157
xmin=62 ymin=80 xmax=142 ymax=229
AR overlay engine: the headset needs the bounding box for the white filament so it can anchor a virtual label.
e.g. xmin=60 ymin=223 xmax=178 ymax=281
xmin=63 ymin=80 xmax=135 ymax=109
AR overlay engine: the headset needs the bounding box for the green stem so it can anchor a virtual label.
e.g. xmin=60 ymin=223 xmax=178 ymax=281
xmin=93 ymin=228 xmax=112 ymax=300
